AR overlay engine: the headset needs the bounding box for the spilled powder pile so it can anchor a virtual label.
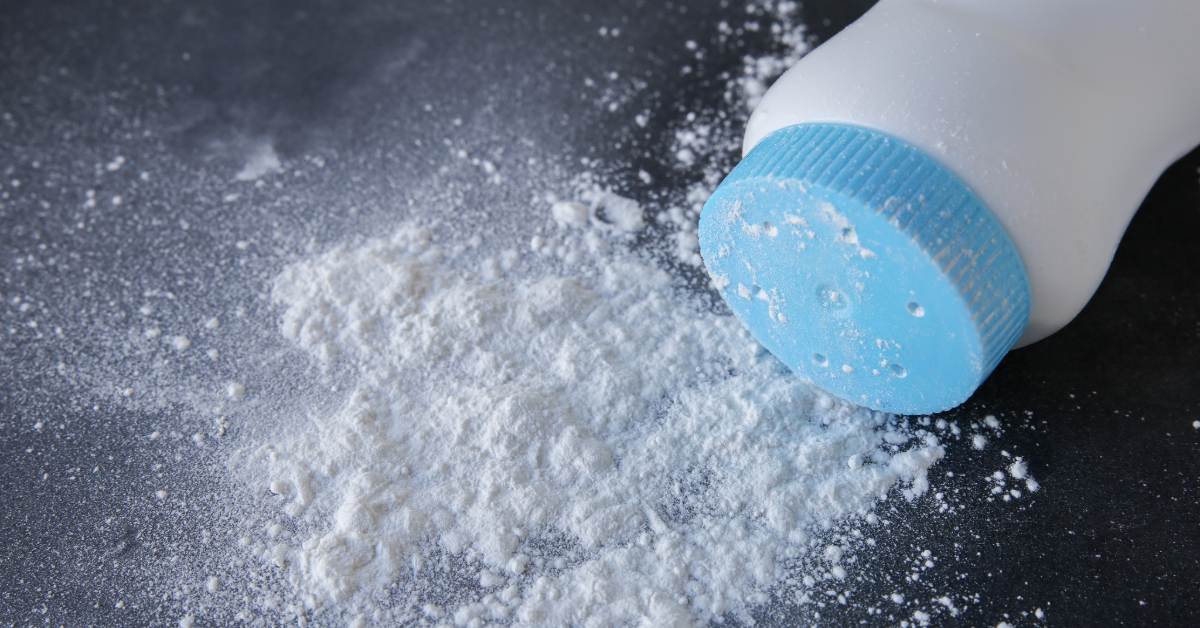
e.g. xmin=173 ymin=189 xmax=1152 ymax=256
xmin=216 ymin=2 xmax=1034 ymax=626
xmin=231 ymin=219 xmax=945 ymax=626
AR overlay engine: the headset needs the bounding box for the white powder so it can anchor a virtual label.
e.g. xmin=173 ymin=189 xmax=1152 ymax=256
xmin=594 ymin=192 xmax=645 ymax=232
xmin=231 ymin=218 xmax=945 ymax=625
xmin=234 ymin=140 xmax=284 ymax=181
xmin=549 ymin=192 xmax=644 ymax=232
xmin=0 ymin=2 xmax=1053 ymax=625
xmin=550 ymin=201 xmax=589 ymax=227
xmin=205 ymin=2 xmax=1037 ymax=625
xmin=1007 ymin=459 xmax=1028 ymax=480
xmin=226 ymin=382 xmax=247 ymax=400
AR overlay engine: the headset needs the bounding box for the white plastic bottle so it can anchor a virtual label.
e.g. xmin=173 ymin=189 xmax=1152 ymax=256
xmin=698 ymin=0 xmax=1200 ymax=414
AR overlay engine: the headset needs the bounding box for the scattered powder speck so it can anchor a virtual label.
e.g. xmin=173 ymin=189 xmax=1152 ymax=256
xmin=226 ymin=382 xmax=246 ymax=399
xmin=234 ymin=140 xmax=284 ymax=181
xmin=1008 ymin=459 xmax=1028 ymax=480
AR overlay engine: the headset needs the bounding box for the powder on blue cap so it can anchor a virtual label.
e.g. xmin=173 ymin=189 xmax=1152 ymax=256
xmin=698 ymin=123 xmax=1030 ymax=414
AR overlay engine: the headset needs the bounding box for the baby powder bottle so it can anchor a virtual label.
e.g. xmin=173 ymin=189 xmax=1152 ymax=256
xmin=698 ymin=0 xmax=1200 ymax=414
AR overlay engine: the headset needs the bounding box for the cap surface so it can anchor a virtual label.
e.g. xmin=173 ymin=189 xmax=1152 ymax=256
xmin=699 ymin=123 xmax=1030 ymax=414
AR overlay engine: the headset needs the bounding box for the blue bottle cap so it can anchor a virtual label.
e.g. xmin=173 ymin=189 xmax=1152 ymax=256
xmin=699 ymin=123 xmax=1030 ymax=414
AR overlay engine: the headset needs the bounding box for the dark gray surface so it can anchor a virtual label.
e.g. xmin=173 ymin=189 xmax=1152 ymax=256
xmin=2 ymin=1 xmax=1198 ymax=626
